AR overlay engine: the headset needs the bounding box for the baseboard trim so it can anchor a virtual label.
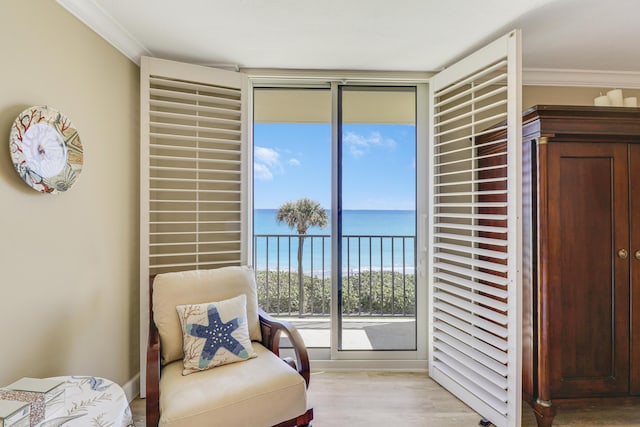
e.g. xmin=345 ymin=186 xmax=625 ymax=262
xmin=122 ymin=373 xmax=140 ymax=403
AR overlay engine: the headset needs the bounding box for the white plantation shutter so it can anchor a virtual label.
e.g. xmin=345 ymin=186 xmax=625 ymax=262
xmin=139 ymin=57 xmax=248 ymax=395
xmin=428 ymin=31 xmax=522 ymax=427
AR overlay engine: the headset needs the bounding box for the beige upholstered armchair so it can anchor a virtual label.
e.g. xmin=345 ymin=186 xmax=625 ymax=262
xmin=146 ymin=266 xmax=313 ymax=427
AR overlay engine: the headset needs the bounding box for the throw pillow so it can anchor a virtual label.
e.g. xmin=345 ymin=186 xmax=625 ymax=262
xmin=176 ymin=294 xmax=257 ymax=375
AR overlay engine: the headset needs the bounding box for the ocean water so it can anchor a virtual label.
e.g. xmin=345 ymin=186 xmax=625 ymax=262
xmin=253 ymin=209 xmax=416 ymax=273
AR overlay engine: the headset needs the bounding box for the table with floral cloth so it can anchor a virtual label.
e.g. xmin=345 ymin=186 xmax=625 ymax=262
xmin=35 ymin=376 xmax=133 ymax=427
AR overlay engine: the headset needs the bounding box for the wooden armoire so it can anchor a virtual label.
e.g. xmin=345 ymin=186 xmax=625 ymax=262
xmin=520 ymin=105 xmax=640 ymax=426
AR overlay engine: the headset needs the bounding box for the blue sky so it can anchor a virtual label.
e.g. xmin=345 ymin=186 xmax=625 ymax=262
xmin=253 ymin=123 xmax=416 ymax=210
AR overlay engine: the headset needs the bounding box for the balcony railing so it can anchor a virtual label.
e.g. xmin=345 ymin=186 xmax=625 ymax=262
xmin=253 ymin=234 xmax=416 ymax=317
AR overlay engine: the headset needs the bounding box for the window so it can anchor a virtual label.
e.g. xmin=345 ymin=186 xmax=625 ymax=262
xmin=252 ymin=85 xmax=420 ymax=356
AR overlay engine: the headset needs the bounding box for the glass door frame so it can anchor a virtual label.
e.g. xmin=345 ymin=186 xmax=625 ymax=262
xmin=248 ymin=75 xmax=429 ymax=366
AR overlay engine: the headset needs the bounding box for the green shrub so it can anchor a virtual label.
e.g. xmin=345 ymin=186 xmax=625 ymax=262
xmin=255 ymin=270 xmax=415 ymax=317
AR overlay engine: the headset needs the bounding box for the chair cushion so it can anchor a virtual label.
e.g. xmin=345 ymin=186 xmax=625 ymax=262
xmin=159 ymin=343 xmax=308 ymax=427
xmin=153 ymin=266 xmax=262 ymax=365
xmin=176 ymin=295 xmax=257 ymax=375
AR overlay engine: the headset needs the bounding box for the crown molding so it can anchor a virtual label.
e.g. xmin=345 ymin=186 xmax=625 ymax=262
xmin=52 ymin=2 xmax=640 ymax=85
xmin=56 ymin=0 xmax=149 ymax=64
xmin=524 ymin=68 xmax=640 ymax=89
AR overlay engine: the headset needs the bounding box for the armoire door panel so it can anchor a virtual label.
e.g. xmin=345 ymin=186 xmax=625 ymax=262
xmin=630 ymin=143 xmax=640 ymax=396
xmin=547 ymin=142 xmax=630 ymax=397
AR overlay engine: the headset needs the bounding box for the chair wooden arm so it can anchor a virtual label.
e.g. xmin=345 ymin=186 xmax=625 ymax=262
xmin=146 ymin=276 xmax=160 ymax=427
xmin=258 ymin=309 xmax=311 ymax=388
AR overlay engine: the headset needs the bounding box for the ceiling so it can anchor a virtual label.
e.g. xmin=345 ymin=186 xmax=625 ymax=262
xmin=58 ymin=0 xmax=640 ymax=77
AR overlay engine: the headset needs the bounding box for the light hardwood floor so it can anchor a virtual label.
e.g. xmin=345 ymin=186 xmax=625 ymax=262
xmin=131 ymin=370 xmax=640 ymax=426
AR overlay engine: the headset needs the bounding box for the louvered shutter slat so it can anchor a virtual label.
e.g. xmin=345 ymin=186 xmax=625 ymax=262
xmin=428 ymin=31 xmax=522 ymax=427
xmin=149 ymin=80 xmax=243 ymax=268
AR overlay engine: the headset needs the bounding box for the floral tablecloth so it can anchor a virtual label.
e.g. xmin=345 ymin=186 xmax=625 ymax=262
xmin=36 ymin=376 xmax=133 ymax=427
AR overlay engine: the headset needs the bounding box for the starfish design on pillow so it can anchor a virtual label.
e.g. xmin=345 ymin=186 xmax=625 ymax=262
xmin=186 ymin=304 xmax=249 ymax=368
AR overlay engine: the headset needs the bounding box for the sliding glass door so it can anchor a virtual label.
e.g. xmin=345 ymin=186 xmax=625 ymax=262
xmin=337 ymin=87 xmax=417 ymax=351
xmin=253 ymin=84 xmax=422 ymax=360
xmin=253 ymin=88 xmax=332 ymax=349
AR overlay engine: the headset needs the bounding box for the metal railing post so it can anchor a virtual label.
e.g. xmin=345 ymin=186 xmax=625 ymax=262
xmin=254 ymin=233 xmax=415 ymax=318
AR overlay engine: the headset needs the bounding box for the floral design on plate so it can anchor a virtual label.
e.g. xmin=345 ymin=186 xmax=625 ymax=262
xmin=9 ymin=105 xmax=83 ymax=194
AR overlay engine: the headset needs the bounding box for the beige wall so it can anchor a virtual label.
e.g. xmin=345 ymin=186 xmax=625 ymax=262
xmin=0 ymin=1 xmax=139 ymax=388
xmin=524 ymin=85 xmax=640 ymax=110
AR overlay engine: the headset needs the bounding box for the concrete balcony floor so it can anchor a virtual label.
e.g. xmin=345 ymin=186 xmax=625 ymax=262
xmin=278 ymin=316 xmax=417 ymax=350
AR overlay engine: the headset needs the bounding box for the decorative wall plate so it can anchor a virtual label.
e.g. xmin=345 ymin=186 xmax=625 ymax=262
xmin=9 ymin=105 xmax=83 ymax=194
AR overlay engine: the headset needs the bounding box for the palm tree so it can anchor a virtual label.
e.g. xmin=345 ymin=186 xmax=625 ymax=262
xmin=276 ymin=198 xmax=328 ymax=316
